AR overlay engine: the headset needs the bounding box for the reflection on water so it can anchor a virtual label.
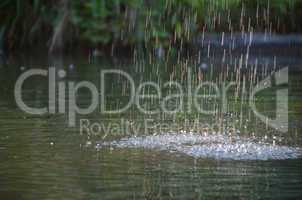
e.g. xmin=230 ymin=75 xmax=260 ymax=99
xmin=1 ymin=34 xmax=302 ymax=199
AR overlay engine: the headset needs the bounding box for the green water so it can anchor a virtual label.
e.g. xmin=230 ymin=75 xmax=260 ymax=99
xmin=0 ymin=53 xmax=302 ymax=199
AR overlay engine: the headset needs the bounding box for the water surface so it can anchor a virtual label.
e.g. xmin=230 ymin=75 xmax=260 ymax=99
xmin=1 ymin=35 xmax=302 ymax=199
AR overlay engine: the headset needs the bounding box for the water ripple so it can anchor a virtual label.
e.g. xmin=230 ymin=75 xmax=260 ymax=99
xmin=96 ymin=133 xmax=302 ymax=161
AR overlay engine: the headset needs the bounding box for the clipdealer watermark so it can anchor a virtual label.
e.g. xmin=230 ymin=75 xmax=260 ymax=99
xmin=14 ymin=66 xmax=288 ymax=133
xmin=79 ymin=118 xmax=242 ymax=139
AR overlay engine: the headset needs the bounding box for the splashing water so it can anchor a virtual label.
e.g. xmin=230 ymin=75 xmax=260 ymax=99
xmin=96 ymin=133 xmax=302 ymax=161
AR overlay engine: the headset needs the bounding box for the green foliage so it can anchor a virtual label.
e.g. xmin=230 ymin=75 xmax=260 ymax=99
xmin=0 ymin=0 xmax=301 ymax=50
xmin=0 ymin=0 xmax=59 ymax=48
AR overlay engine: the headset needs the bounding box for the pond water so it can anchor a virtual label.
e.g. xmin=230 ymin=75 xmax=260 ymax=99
xmin=0 ymin=35 xmax=302 ymax=199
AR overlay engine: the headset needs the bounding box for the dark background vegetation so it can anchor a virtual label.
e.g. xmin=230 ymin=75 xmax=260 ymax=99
xmin=1 ymin=0 xmax=302 ymax=54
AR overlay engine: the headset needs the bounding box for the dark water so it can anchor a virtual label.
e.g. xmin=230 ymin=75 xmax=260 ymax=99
xmin=1 ymin=36 xmax=302 ymax=199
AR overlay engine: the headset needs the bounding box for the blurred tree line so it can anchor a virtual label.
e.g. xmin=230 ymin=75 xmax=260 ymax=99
xmin=0 ymin=0 xmax=301 ymax=53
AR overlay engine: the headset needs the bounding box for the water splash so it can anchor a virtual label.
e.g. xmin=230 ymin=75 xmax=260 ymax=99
xmin=96 ymin=133 xmax=302 ymax=161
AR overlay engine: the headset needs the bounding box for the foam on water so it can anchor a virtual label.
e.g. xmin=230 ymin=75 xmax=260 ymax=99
xmin=96 ymin=133 xmax=302 ymax=160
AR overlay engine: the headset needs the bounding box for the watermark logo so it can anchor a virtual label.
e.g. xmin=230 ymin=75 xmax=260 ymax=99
xmin=249 ymin=67 xmax=288 ymax=132
xmin=14 ymin=66 xmax=288 ymax=133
